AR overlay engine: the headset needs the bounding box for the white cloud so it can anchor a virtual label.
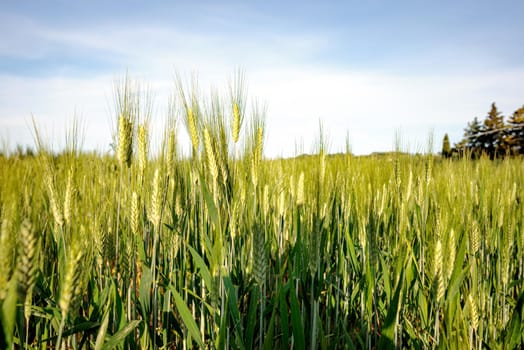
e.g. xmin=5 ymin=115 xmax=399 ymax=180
xmin=0 ymin=74 xmax=114 ymax=152
xmin=249 ymin=67 xmax=524 ymax=155
xmin=1 ymin=15 xmax=523 ymax=156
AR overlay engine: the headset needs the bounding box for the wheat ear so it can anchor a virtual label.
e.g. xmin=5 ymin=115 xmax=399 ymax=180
xmin=232 ymin=102 xmax=241 ymax=143
xmin=188 ymin=108 xmax=199 ymax=155
xmin=17 ymin=220 xmax=37 ymax=301
xmin=59 ymin=242 xmax=84 ymax=320
xmin=433 ymin=239 xmax=444 ymax=305
xmin=0 ymin=213 xmax=15 ymax=300
xmin=253 ymin=224 xmax=267 ymax=287
xmin=137 ymin=123 xmax=148 ymax=177
xmin=296 ymin=172 xmax=305 ymax=206
xmin=117 ymin=114 xmax=133 ymax=168
xmin=203 ymin=127 xmax=218 ymax=182
xmin=63 ymin=167 xmax=74 ymax=228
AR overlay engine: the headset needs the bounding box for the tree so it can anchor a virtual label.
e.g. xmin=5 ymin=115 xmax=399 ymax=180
xmin=441 ymin=133 xmax=451 ymax=158
xmin=455 ymin=102 xmax=524 ymax=159
xmin=482 ymin=102 xmax=505 ymax=158
xmin=459 ymin=117 xmax=483 ymax=158
xmin=505 ymin=106 xmax=524 ymax=155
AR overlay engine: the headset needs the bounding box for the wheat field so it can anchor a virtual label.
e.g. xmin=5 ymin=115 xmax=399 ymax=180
xmin=0 ymin=77 xmax=523 ymax=349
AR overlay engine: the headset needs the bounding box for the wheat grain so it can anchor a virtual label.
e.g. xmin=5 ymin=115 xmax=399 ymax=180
xmin=117 ymin=114 xmax=133 ymax=168
xmin=0 ymin=215 xmax=14 ymax=300
xmin=17 ymin=220 xmax=36 ymax=301
xmin=296 ymin=172 xmax=304 ymax=206
xmin=319 ymin=149 xmax=326 ymax=186
xmin=263 ymin=185 xmax=269 ymax=218
xmin=468 ymin=293 xmax=479 ymax=332
xmin=137 ymin=123 xmax=148 ymax=176
xmin=59 ymin=241 xmax=84 ymax=320
xmin=166 ymin=128 xmax=176 ymax=178
xmin=251 ymin=158 xmax=258 ymax=188
xmin=149 ymin=168 xmax=162 ymax=229
xmin=203 ymin=127 xmax=218 ymax=182
xmin=471 ymin=220 xmax=480 ymax=255
xmin=131 ymin=191 xmax=139 ymax=236
xmin=277 ymin=190 xmax=285 ymax=218
xmin=445 ymin=228 xmax=456 ymax=282
xmin=255 ymin=126 xmax=264 ymax=164
xmin=433 ymin=239 xmax=444 ymax=304
xmin=253 ymin=224 xmax=266 ymax=286
xmin=232 ymin=102 xmax=241 ymax=143
xmin=188 ymin=108 xmax=199 ymax=154
xmin=63 ymin=167 xmax=74 ymax=228
xmin=45 ymin=172 xmax=64 ymax=228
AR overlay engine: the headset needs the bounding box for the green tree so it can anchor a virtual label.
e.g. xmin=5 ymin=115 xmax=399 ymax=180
xmin=459 ymin=117 xmax=483 ymax=158
xmin=441 ymin=133 xmax=451 ymax=158
xmin=482 ymin=102 xmax=505 ymax=158
xmin=505 ymin=106 xmax=524 ymax=155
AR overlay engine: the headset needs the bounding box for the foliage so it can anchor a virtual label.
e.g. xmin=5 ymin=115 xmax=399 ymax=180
xmin=455 ymin=102 xmax=524 ymax=158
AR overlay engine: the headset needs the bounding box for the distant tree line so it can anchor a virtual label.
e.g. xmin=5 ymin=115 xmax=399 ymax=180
xmin=442 ymin=103 xmax=524 ymax=159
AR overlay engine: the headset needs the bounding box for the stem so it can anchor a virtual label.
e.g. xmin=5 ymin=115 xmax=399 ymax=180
xmin=116 ymin=167 xmax=123 ymax=273
xmin=311 ymin=276 xmax=317 ymax=350
xmin=151 ymin=222 xmax=159 ymax=350
xmin=434 ymin=308 xmax=440 ymax=349
xmin=201 ymin=279 xmax=205 ymax=346
xmin=56 ymin=317 xmax=65 ymax=350
xmin=259 ymin=282 xmax=264 ymax=350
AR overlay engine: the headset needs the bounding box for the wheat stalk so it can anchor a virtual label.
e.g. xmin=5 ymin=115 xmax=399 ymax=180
xmin=203 ymin=127 xmax=218 ymax=182
xmin=56 ymin=240 xmax=84 ymax=350
xmin=319 ymin=149 xmax=326 ymax=186
xmin=445 ymin=228 xmax=456 ymax=283
xmin=470 ymin=220 xmax=480 ymax=255
xmin=117 ymin=114 xmax=133 ymax=168
xmin=393 ymin=154 xmax=401 ymax=188
xmin=188 ymin=108 xmax=199 ymax=155
xmin=63 ymin=167 xmax=74 ymax=228
xmin=468 ymin=293 xmax=479 ymax=332
xmin=91 ymin=218 xmax=104 ymax=272
xmin=17 ymin=220 xmax=36 ymax=301
xmin=166 ymin=128 xmax=176 ymax=178
xmin=137 ymin=123 xmax=148 ymax=177
xmin=425 ymin=155 xmax=432 ymax=186
xmin=131 ymin=191 xmax=140 ymax=236
xmin=45 ymin=172 xmax=64 ymax=228
xmin=0 ymin=212 xmax=15 ymax=300
xmin=255 ymin=126 xmax=264 ymax=164
xmin=149 ymin=168 xmax=163 ymax=230
xmin=296 ymin=172 xmax=305 ymax=206
xmin=229 ymin=69 xmax=245 ymax=144
xmin=262 ymin=185 xmax=269 ymax=218
xmin=253 ymin=224 xmax=266 ymax=287
xmin=59 ymin=242 xmax=84 ymax=319
xmin=433 ymin=239 xmax=445 ymax=305
xmin=232 ymin=103 xmax=241 ymax=143
xmin=251 ymin=158 xmax=258 ymax=188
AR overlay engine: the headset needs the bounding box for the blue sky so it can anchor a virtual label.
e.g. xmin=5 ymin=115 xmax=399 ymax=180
xmin=1 ymin=0 xmax=523 ymax=156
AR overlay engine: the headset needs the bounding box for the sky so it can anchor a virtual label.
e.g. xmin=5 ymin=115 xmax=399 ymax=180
xmin=1 ymin=0 xmax=523 ymax=157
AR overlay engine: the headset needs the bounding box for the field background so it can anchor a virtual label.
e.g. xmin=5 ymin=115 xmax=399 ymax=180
xmin=1 ymin=80 xmax=523 ymax=349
